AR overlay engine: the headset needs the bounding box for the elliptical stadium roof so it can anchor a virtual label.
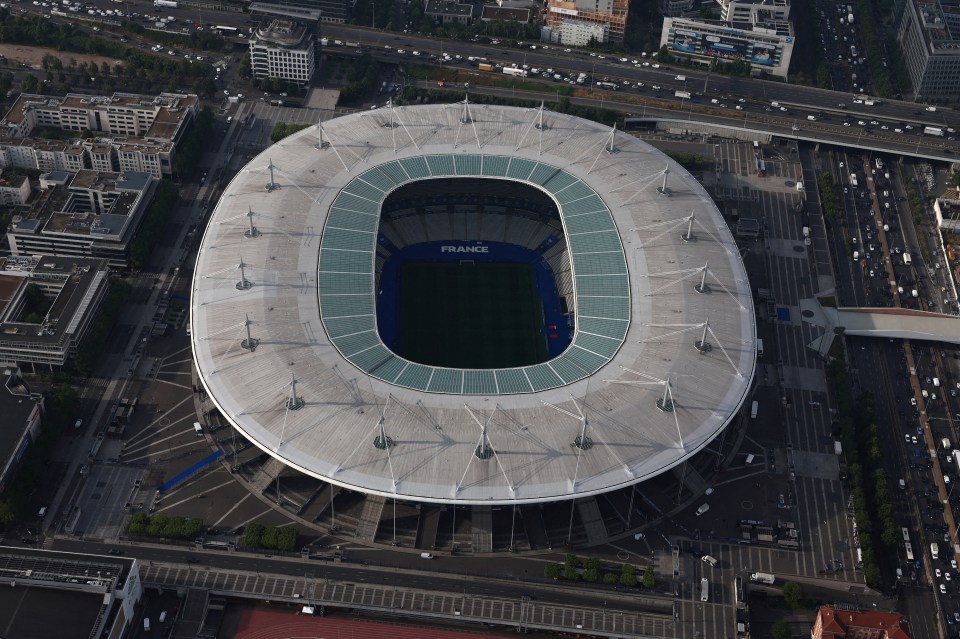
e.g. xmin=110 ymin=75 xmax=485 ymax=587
xmin=191 ymin=103 xmax=756 ymax=505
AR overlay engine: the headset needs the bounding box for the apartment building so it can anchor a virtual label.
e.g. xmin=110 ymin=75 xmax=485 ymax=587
xmin=0 ymin=92 xmax=198 ymax=178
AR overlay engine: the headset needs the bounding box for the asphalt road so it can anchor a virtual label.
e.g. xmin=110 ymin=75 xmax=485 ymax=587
xmin=19 ymin=0 xmax=960 ymax=160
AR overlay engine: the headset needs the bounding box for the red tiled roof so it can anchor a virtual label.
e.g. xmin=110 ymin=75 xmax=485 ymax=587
xmin=815 ymin=606 xmax=911 ymax=639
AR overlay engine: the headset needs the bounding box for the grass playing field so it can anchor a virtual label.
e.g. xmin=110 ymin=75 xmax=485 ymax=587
xmin=398 ymin=262 xmax=548 ymax=369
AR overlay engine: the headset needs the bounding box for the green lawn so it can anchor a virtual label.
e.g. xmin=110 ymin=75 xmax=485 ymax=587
xmin=398 ymin=262 xmax=548 ymax=369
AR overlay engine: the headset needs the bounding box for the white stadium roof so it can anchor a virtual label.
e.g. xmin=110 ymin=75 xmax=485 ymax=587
xmin=191 ymin=102 xmax=756 ymax=505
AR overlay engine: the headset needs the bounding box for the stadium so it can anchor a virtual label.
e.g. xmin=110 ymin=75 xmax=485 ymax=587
xmin=191 ymin=102 xmax=756 ymax=550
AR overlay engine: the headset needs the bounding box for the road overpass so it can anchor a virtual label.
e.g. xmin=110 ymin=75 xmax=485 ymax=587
xmin=800 ymin=297 xmax=960 ymax=356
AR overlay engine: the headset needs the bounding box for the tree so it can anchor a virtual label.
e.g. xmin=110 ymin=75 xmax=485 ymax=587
xmin=642 ymin=566 xmax=655 ymax=588
xmin=782 ymin=581 xmax=802 ymax=609
xmin=584 ymin=557 xmax=601 ymax=582
xmin=602 ymin=572 xmax=618 ymax=584
xmin=619 ymin=563 xmax=637 ymax=587
xmin=544 ymin=563 xmax=560 ymax=580
xmin=563 ymin=553 xmax=579 ymax=580
xmin=772 ymin=620 xmax=792 ymax=639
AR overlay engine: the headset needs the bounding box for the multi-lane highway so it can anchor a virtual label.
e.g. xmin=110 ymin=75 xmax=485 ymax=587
xmin=15 ymin=0 xmax=960 ymax=155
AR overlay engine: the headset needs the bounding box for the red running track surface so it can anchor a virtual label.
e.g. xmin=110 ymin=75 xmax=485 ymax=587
xmin=232 ymin=608 xmax=500 ymax=639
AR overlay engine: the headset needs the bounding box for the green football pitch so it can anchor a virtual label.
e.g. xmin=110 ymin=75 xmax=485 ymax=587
xmin=398 ymin=262 xmax=548 ymax=369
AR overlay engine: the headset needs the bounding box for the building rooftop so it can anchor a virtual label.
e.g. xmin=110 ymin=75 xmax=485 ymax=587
xmin=815 ymin=606 xmax=911 ymax=639
xmin=0 ymin=546 xmax=136 ymax=639
xmin=1 ymin=92 xmax=196 ymax=141
xmin=480 ymin=5 xmax=530 ymax=21
xmin=425 ymin=0 xmax=474 ymax=16
xmin=0 ymin=255 xmax=109 ymax=346
xmin=14 ymin=169 xmax=151 ymax=240
xmin=191 ymin=103 xmax=756 ymax=505
xmin=0 ymin=367 xmax=40 ymax=495
xmin=253 ymin=19 xmax=311 ymax=47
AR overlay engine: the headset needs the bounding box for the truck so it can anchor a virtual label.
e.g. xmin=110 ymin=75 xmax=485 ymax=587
xmin=154 ymin=0 xmax=176 ymax=7
xmin=751 ymin=572 xmax=775 ymax=584
xmin=478 ymin=63 xmax=494 ymax=72
xmin=903 ymin=252 xmax=912 ymax=265
xmin=596 ymin=81 xmax=619 ymax=90
xmin=847 ymin=12 xmax=854 ymax=23
xmin=675 ymin=90 xmax=692 ymax=100
xmin=931 ymin=542 xmax=940 ymax=560
xmin=924 ymin=126 xmax=944 ymax=137
xmin=503 ymin=67 xmax=528 ymax=77
xmin=834 ymin=440 xmax=843 ymax=456
xmin=750 ymin=400 xmax=758 ymax=419
xmin=849 ymin=173 xmax=858 ymax=188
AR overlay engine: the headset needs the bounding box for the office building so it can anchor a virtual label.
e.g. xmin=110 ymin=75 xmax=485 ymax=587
xmin=717 ymin=0 xmax=790 ymax=22
xmin=249 ymin=19 xmax=317 ymax=86
xmin=0 ymin=365 xmax=42 ymax=493
xmin=0 ymin=255 xmax=111 ymax=368
xmin=660 ymin=16 xmax=795 ymax=77
xmin=898 ymin=0 xmax=960 ymax=101
xmin=0 ymin=546 xmax=143 ymax=639
xmin=7 ymin=169 xmax=156 ymax=269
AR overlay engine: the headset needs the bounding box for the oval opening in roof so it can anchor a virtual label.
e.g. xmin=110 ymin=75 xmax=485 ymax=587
xmin=318 ymin=155 xmax=630 ymax=395
xmin=376 ymin=177 xmax=569 ymax=369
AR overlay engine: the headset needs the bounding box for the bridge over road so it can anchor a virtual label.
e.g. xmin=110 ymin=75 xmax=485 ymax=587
xmin=800 ymin=298 xmax=960 ymax=356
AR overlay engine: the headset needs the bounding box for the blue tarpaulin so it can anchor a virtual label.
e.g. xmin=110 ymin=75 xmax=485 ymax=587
xmin=157 ymin=450 xmax=224 ymax=493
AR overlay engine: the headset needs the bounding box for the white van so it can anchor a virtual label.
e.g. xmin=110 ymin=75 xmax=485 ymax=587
xmin=745 ymin=453 xmax=755 ymax=464
xmin=943 ymin=438 xmax=952 ymax=450
xmin=696 ymin=503 xmax=710 ymax=516
xmin=420 ymin=552 xmax=435 ymax=559
xmin=702 ymin=554 xmax=718 ymax=567
xmin=194 ymin=422 xmax=203 ymax=436
xmin=853 ymin=250 xmax=859 ymax=260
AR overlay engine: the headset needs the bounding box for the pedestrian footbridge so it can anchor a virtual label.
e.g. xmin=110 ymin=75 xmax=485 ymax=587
xmin=800 ymin=298 xmax=960 ymax=356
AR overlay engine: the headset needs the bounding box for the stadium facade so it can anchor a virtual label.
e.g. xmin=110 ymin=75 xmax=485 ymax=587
xmin=191 ymin=103 xmax=755 ymax=512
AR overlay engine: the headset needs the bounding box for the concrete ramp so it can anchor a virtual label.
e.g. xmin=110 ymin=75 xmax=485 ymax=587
xmin=355 ymin=494 xmax=386 ymax=542
xmin=576 ymin=497 xmax=609 ymax=547
xmin=471 ymin=505 xmax=493 ymax=553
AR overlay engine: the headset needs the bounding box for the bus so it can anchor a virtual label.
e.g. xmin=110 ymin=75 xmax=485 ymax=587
xmin=905 ymin=542 xmax=914 ymax=562
xmin=216 ymin=25 xmax=237 ymax=33
xmin=700 ymin=577 xmax=709 ymax=602
xmin=733 ymin=575 xmax=745 ymax=609
xmin=901 ymin=527 xmax=910 ymax=543
xmin=953 ymin=450 xmax=960 ymax=477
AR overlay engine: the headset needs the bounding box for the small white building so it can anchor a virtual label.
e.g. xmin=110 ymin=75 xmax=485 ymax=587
xmin=0 ymin=171 xmax=31 ymax=206
xmin=552 ymin=19 xmax=609 ymax=46
xmin=249 ymin=20 xmax=316 ymax=87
